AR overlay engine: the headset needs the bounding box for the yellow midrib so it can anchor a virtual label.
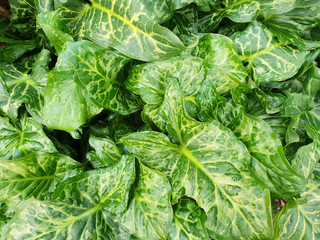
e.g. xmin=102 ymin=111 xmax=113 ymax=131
xmin=178 ymin=144 xmax=261 ymax=236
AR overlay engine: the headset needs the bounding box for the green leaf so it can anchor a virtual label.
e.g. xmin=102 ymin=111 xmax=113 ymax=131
xmin=63 ymin=0 xmax=188 ymax=61
xmin=43 ymin=69 xmax=102 ymax=132
xmin=121 ymin=161 xmax=173 ymax=239
xmin=0 ymin=40 xmax=37 ymax=63
xmin=37 ymin=11 xmax=74 ymax=54
xmin=59 ymin=41 xmax=142 ymax=115
xmin=9 ymin=0 xmax=54 ymax=36
xmin=168 ymin=197 xmax=209 ymax=240
xmin=196 ymin=34 xmax=249 ymax=95
xmin=126 ymin=55 xmax=205 ymax=105
xmin=230 ymin=21 xmax=309 ymax=84
xmin=119 ymin=78 xmax=273 ymax=239
xmin=87 ymin=134 xmax=122 ymax=168
xmin=0 ymin=153 xmax=82 ymax=206
xmin=230 ymin=113 xmax=306 ymax=199
xmin=171 ymin=0 xmax=217 ymax=11
xmin=291 ymin=142 xmax=320 ymax=179
xmin=284 ymin=93 xmax=314 ymax=117
xmin=2 ymin=155 xmax=136 ymax=239
xmin=199 ymin=0 xmax=297 ymax=32
xmin=273 ymin=174 xmax=320 ymax=240
xmin=126 ymin=34 xmax=248 ymax=105
xmin=0 ymin=117 xmax=56 ymax=160
xmin=0 ymin=203 xmax=13 ymax=236
xmin=263 ymin=0 xmax=320 ymax=50
xmin=139 ymin=0 xmax=173 ymax=23
xmin=0 ymin=50 xmax=51 ymax=122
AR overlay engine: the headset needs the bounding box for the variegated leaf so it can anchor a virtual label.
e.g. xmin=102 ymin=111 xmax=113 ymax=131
xmin=230 ymin=21 xmax=309 ymax=84
xmin=199 ymin=0 xmax=297 ymax=32
xmin=62 ymin=0 xmax=187 ymax=61
xmin=168 ymin=197 xmax=209 ymax=240
xmin=37 ymin=11 xmax=74 ymax=54
xmin=0 ymin=117 xmax=56 ymax=160
xmin=0 ymin=153 xmax=82 ymax=206
xmin=1 ymin=155 xmax=136 ymax=239
xmin=0 ymin=50 xmax=51 ymax=122
xmin=121 ymin=161 xmax=173 ymax=239
xmin=119 ymin=78 xmax=273 ymax=240
xmin=59 ymin=41 xmax=142 ymax=114
xmin=273 ymin=173 xmax=320 ymax=240
xmin=87 ymin=134 xmax=122 ymax=168
xmin=263 ymin=0 xmax=320 ymax=50
xmin=43 ymin=69 xmax=102 ymax=132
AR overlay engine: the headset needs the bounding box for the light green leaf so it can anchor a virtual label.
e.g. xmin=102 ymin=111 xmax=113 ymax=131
xmin=121 ymin=161 xmax=173 ymax=239
xmin=168 ymin=197 xmax=209 ymax=240
xmin=0 ymin=117 xmax=56 ymax=160
xmin=43 ymin=69 xmax=102 ymax=132
xmin=87 ymin=134 xmax=122 ymax=168
xmin=0 ymin=153 xmax=82 ymax=206
xmin=59 ymin=41 xmax=142 ymax=115
xmin=284 ymin=93 xmax=314 ymax=117
xmin=37 ymin=11 xmax=74 ymax=54
xmin=126 ymin=55 xmax=205 ymax=105
xmin=263 ymin=0 xmax=320 ymax=50
xmin=171 ymin=0 xmax=217 ymax=11
xmin=119 ymin=79 xmax=273 ymax=240
xmin=199 ymin=0 xmax=297 ymax=32
xmin=254 ymin=88 xmax=286 ymax=114
xmin=196 ymin=34 xmax=249 ymax=95
xmin=2 ymin=155 xmax=136 ymax=239
xmin=0 ymin=50 xmax=51 ymax=122
xmin=139 ymin=0 xmax=172 ymax=23
xmin=291 ymin=142 xmax=320 ymax=179
xmin=64 ymin=0 xmax=188 ymax=61
xmin=273 ymin=174 xmax=320 ymax=240
xmin=126 ymin=34 xmax=247 ymax=105
xmin=230 ymin=113 xmax=306 ymax=199
xmin=230 ymin=21 xmax=309 ymax=84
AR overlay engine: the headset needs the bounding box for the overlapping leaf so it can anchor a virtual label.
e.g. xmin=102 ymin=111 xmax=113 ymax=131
xmin=199 ymin=0 xmax=297 ymax=32
xmin=0 ymin=117 xmax=56 ymax=160
xmin=1 ymin=155 xmax=136 ymax=239
xmin=59 ymin=0 xmax=188 ymax=61
xmin=273 ymin=172 xmax=320 ymax=239
xmin=119 ymin=78 xmax=273 ymax=239
xmin=263 ymin=0 xmax=320 ymax=50
xmin=121 ymin=161 xmax=172 ymax=239
xmin=168 ymin=197 xmax=209 ymax=240
xmin=230 ymin=21 xmax=308 ymax=84
xmin=0 ymin=153 xmax=82 ymax=206
xmin=0 ymin=50 xmax=51 ymax=122
xmin=87 ymin=134 xmax=122 ymax=168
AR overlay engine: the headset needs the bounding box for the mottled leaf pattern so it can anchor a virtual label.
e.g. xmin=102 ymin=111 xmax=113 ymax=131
xmin=66 ymin=0 xmax=187 ymax=61
xmin=119 ymin=79 xmax=273 ymax=239
xmin=168 ymin=197 xmax=209 ymax=240
xmin=0 ymin=117 xmax=56 ymax=160
xmin=231 ymin=113 xmax=306 ymax=199
xmin=263 ymin=0 xmax=320 ymax=50
xmin=1 ymin=155 xmax=136 ymax=239
xmin=274 ymin=173 xmax=320 ymax=240
xmin=199 ymin=0 xmax=297 ymax=32
xmin=0 ymin=50 xmax=51 ymax=122
xmin=87 ymin=134 xmax=122 ymax=168
xmin=37 ymin=11 xmax=74 ymax=54
xmin=121 ymin=162 xmax=173 ymax=239
xmin=231 ymin=21 xmax=308 ymax=84
xmin=0 ymin=153 xmax=82 ymax=205
xmin=58 ymin=41 xmax=142 ymax=114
